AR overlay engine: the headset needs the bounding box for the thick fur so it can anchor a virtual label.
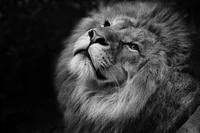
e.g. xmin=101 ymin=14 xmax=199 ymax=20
xmin=55 ymin=1 xmax=200 ymax=133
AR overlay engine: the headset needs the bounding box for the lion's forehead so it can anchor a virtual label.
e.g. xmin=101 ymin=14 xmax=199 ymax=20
xmin=111 ymin=17 xmax=134 ymax=26
xmin=91 ymin=15 xmax=157 ymax=43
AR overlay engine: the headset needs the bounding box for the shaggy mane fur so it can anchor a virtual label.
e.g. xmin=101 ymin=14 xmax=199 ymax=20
xmin=55 ymin=1 xmax=200 ymax=133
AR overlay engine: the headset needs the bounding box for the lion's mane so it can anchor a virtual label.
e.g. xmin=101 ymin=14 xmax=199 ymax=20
xmin=55 ymin=1 xmax=200 ymax=133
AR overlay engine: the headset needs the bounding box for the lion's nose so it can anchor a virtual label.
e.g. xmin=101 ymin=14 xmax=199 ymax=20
xmin=88 ymin=29 xmax=109 ymax=46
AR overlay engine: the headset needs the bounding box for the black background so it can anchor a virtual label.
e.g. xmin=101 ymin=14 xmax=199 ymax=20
xmin=1 ymin=0 xmax=200 ymax=133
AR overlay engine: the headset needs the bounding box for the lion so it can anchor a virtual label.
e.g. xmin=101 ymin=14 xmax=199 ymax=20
xmin=55 ymin=1 xmax=200 ymax=133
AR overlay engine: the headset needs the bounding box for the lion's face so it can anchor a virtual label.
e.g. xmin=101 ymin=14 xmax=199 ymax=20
xmin=69 ymin=17 xmax=159 ymax=89
xmin=62 ymin=15 xmax=165 ymax=120
xmin=57 ymin=2 xmax=193 ymax=132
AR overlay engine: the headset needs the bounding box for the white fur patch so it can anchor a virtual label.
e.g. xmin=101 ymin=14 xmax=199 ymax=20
xmin=68 ymin=55 xmax=94 ymax=79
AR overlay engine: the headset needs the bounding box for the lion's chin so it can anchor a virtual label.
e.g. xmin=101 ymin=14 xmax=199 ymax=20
xmin=94 ymin=69 xmax=107 ymax=80
xmin=91 ymin=68 xmax=128 ymax=90
xmin=86 ymin=78 xmax=125 ymax=93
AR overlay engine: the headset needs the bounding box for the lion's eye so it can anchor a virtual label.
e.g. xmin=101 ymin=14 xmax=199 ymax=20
xmin=126 ymin=43 xmax=140 ymax=52
xmin=101 ymin=20 xmax=110 ymax=27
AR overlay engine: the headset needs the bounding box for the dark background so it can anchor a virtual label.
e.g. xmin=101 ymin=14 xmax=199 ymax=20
xmin=1 ymin=0 xmax=200 ymax=133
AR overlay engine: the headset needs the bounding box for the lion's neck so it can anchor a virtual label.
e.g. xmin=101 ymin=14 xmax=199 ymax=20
xmin=71 ymin=70 xmax=158 ymax=122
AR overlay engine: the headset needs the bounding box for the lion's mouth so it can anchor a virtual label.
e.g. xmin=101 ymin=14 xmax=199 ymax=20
xmin=95 ymin=69 xmax=107 ymax=80
xmin=74 ymin=49 xmax=107 ymax=80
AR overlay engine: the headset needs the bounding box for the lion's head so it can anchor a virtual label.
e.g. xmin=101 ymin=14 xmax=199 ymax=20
xmin=56 ymin=1 xmax=199 ymax=133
